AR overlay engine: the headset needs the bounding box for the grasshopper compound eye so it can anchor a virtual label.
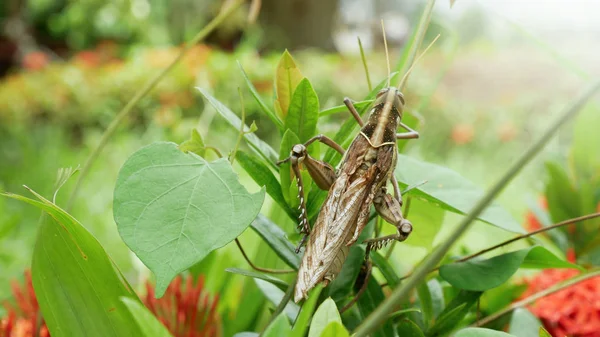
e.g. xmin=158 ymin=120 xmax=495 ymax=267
xmin=292 ymin=144 xmax=306 ymax=157
xmin=376 ymin=88 xmax=390 ymax=98
xmin=400 ymin=221 xmax=412 ymax=235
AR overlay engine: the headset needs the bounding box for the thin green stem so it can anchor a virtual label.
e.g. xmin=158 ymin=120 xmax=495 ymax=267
xmin=66 ymin=0 xmax=244 ymax=210
xmin=261 ymin=277 xmax=297 ymax=335
xmin=353 ymin=80 xmax=600 ymax=337
xmin=357 ymin=37 xmax=372 ymax=92
xmin=230 ymin=87 xmax=246 ymax=164
xmin=472 ymin=268 xmax=600 ymax=327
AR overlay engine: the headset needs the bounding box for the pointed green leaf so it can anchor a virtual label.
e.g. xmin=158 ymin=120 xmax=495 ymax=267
xmin=395 ymin=154 xmax=524 ymax=233
xmin=440 ymin=246 xmax=581 ymax=291
xmin=263 ymin=314 xmax=292 ymax=337
xmin=197 ymin=88 xmax=278 ymax=168
xmin=395 ymin=319 xmax=425 ymax=337
xmin=113 ymin=142 xmax=265 ymax=296
xmin=291 ymin=284 xmax=324 ymax=337
xmin=255 ymin=279 xmax=300 ymax=322
xmin=455 ymin=328 xmax=517 ymax=337
xmin=285 ymin=78 xmax=319 ymax=142
xmin=509 ymin=308 xmax=542 ymax=337
xmin=225 ymin=268 xmax=288 ymax=291
xmin=121 ymin=297 xmax=173 ymax=337
xmin=319 ymin=322 xmax=350 ymax=337
xmin=544 ymin=162 xmax=579 ymax=223
xmin=417 ymin=281 xmax=433 ymax=328
xmin=370 ymin=251 xmax=400 ymax=289
xmin=2 ymin=190 xmax=142 ymax=337
xmin=428 ymin=290 xmax=482 ymax=336
xmin=275 ymin=50 xmax=304 ymax=118
xmin=179 ymin=129 xmax=206 ymax=157
xmin=235 ymin=150 xmax=294 ymax=218
xmin=539 ymin=327 xmax=552 ymax=337
xmin=250 ymin=214 xmax=301 ymax=269
xmin=279 ymin=130 xmax=302 ymax=206
xmin=309 ymin=298 xmax=343 ymax=337
xmin=319 ymin=100 xmax=373 ymax=118
xmin=238 ymin=61 xmax=284 ymax=130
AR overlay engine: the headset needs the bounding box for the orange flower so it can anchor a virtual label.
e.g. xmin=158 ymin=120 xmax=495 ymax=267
xmin=0 ymin=271 xmax=49 ymax=337
xmin=143 ymin=275 xmax=221 ymax=337
xmin=519 ymin=250 xmax=600 ymax=337
xmin=523 ymin=196 xmax=548 ymax=232
xmin=450 ymin=123 xmax=474 ymax=145
xmin=497 ymin=121 xmax=517 ymax=143
xmin=21 ymin=52 xmax=49 ymax=71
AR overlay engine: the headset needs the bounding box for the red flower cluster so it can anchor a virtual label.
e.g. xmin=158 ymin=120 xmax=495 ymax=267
xmin=143 ymin=275 xmax=221 ymax=337
xmin=523 ymin=196 xmax=548 ymax=232
xmin=0 ymin=271 xmax=49 ymax=337
xmin=520 ymin=252 xmax=600 ymax=337
xmin=1 ymin=273 xmax=220 ymax=337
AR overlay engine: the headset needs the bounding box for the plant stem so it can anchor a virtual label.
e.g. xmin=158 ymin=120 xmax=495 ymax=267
xmin=261 ymin=277 xmax=297 ymax=336
xmin=358 ymin=37 xmax=372 ymax=92
xmin=472 ymin=269 xmax=600 ymax=327
xmin=352 ymin=79 xmax=600 ymax=337
xmin=66 ymin=0 xmax=244 ymax=210
xmin=235 ymin=238 xmax=295 ymax=274
xmin=230 ymin=88 xmax=246 ymax=164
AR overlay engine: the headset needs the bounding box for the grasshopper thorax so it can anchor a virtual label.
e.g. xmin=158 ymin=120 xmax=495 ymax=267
xmin=361 ymin=87 xmax=404 ymax=146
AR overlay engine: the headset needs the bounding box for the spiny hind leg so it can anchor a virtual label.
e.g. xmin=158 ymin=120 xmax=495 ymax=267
xmin=363 ymin=189 xmax=413 ymax=260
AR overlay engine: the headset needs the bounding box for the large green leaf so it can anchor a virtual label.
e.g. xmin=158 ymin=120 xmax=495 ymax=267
xmin=395 ymin=154 xmax=524 ymax=233
xmin=238 ymin=61 xmax=283 ymax=130
xmin=309 ymin=298 xmax=343 ymax=337
xmin=121 ymin=297 xmax=173 ymax=337
xmin=439 ymin=246 xmax=581 ymax=291
xmin=454 ymin=328 xmax=516 ymax=337
xmin=196 ymin=88 xmax=279 ymax=167
xmin=320 ymin=322 xmax=350 ymax=337
xmin=263 ymin=314 xmax=292 ymax=337
xmin=113 ymin=142 xmax=265 ymax=296
xmin=285 ymin=78 xmax=319 ymax=142
xmin=236 ymin=150 xmax=294 ymax=218
xmin=404 ymin=198 xmax=444 ymax=249
xmin=2 ymin=189 xmax=142 ymax=337
xmin=509 ymin=308 xmax=542 ymax=337
xmin=250 ymin=214 xmax=301 ymax=269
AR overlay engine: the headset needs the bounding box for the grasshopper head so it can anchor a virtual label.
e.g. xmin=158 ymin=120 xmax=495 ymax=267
xmin=374 ymin=87 xmax=405 ymax=120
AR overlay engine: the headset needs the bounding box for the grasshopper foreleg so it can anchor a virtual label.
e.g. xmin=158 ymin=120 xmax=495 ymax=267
xmin=396 ymin=122 xmax=419 ymax=139
xmin=277 ymin=135 xmax=345 ymax=252
xmin=363 ymin=188 xmax=413 ymax=260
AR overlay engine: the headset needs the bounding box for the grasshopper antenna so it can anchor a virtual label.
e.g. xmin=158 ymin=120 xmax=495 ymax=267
xmin=381 ymin=19 xmax=391 ymax=88
xmin=397 ymin=33 xmax=441 ymax=91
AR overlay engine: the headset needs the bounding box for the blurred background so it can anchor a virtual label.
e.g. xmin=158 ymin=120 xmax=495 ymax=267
xmin=1 ymin=0 xmax=599 ymax=333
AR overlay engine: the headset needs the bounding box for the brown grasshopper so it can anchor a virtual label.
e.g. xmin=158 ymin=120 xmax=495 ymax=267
xmin=278 ymin=87 xmax=419 ymax=303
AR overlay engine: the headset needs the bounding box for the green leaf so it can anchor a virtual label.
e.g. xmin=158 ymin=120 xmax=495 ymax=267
xmin=572 ymin=106 xmax=600 ymax=177
xmin=238 ymin=61 xmax=284 ymax=130
xmin=279 ymin=130 xmax=303 ymax=207
xmin=544 ymin=162 xmax=579 ymax=223
xmin=309 ymin=298 xmax=343 ymax=337
xmin=236 ymin=151 xmax=294 ymax=218
xmin=395 ymin=154 xmax=524 ymax=233
xmin=440 ymin=246 xmax=581 ymax=291
xmin=263 ymin=314 xmax=292 ymax=337
xmin=2 ymin=189 xmax=142 ymax=337
xmin=291 ymin=284 xmax=324 ymax=337
xmin=255 ymin=279 xmax=300 ymax=322
xmin=274 ymin=50 xmax=304 ymax=118
xmin=250 ymin=214 xmax=301 ymax=269
xmin=319 ymin=322 xmax=350 ymax=337
xmin=509 ymin=308 xmax=542 ymax=337
xmin=370 ymin=251 xmax=400 ymax=288
xmin=225 ymin=268 xmax=288 ymax=291
xmin=319 ymin=100 xmax=373 ymax=117
xmin=285 ymin=78 xmax=319 ymax=142
xmin=428 ymin=290 xmax=482 ymax=336
xmin=234 ymin=333 xmax=259 ymax=337
xmin=389 ymin=308 xmax=422 ymax=319
xmin=539 ymin=327 xmax=552 ymax=337
xmin=404 ymin=198 xmax=444 ymax=249
xmin=356 ymin=275 xmax=395 ymax=337
xmin=395 ymin=319 xmax=425 ymax=337
xmin=178 ymin=129 xmax=205 ymax=157
xmin=454 ymin=328 xmax=517 ymax=337
xmin=197 ymin=88 xmax=278 ymax=168
xmin=121 ymin=297 xmax=173 ymax=337
xmin=427 ymin=279 xmax=445 ymax=319
xmin=113 ymin=142 xmax=265 ymax=296
xmin=417 ymin=281 xmax=433 ymax=328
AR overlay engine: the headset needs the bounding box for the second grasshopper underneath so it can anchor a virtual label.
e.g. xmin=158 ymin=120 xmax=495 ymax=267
xmin=278 ymin=87 xmax=419 ymax=303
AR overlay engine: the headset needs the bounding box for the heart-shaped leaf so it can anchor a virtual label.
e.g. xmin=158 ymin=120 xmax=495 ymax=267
xmin=114 ymin=142 xmax=265 ymax=296
xmin=395 ymin=154 xmax=524 ymax=233
xmin=440 ymin=246 xmax=581 ymax=291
